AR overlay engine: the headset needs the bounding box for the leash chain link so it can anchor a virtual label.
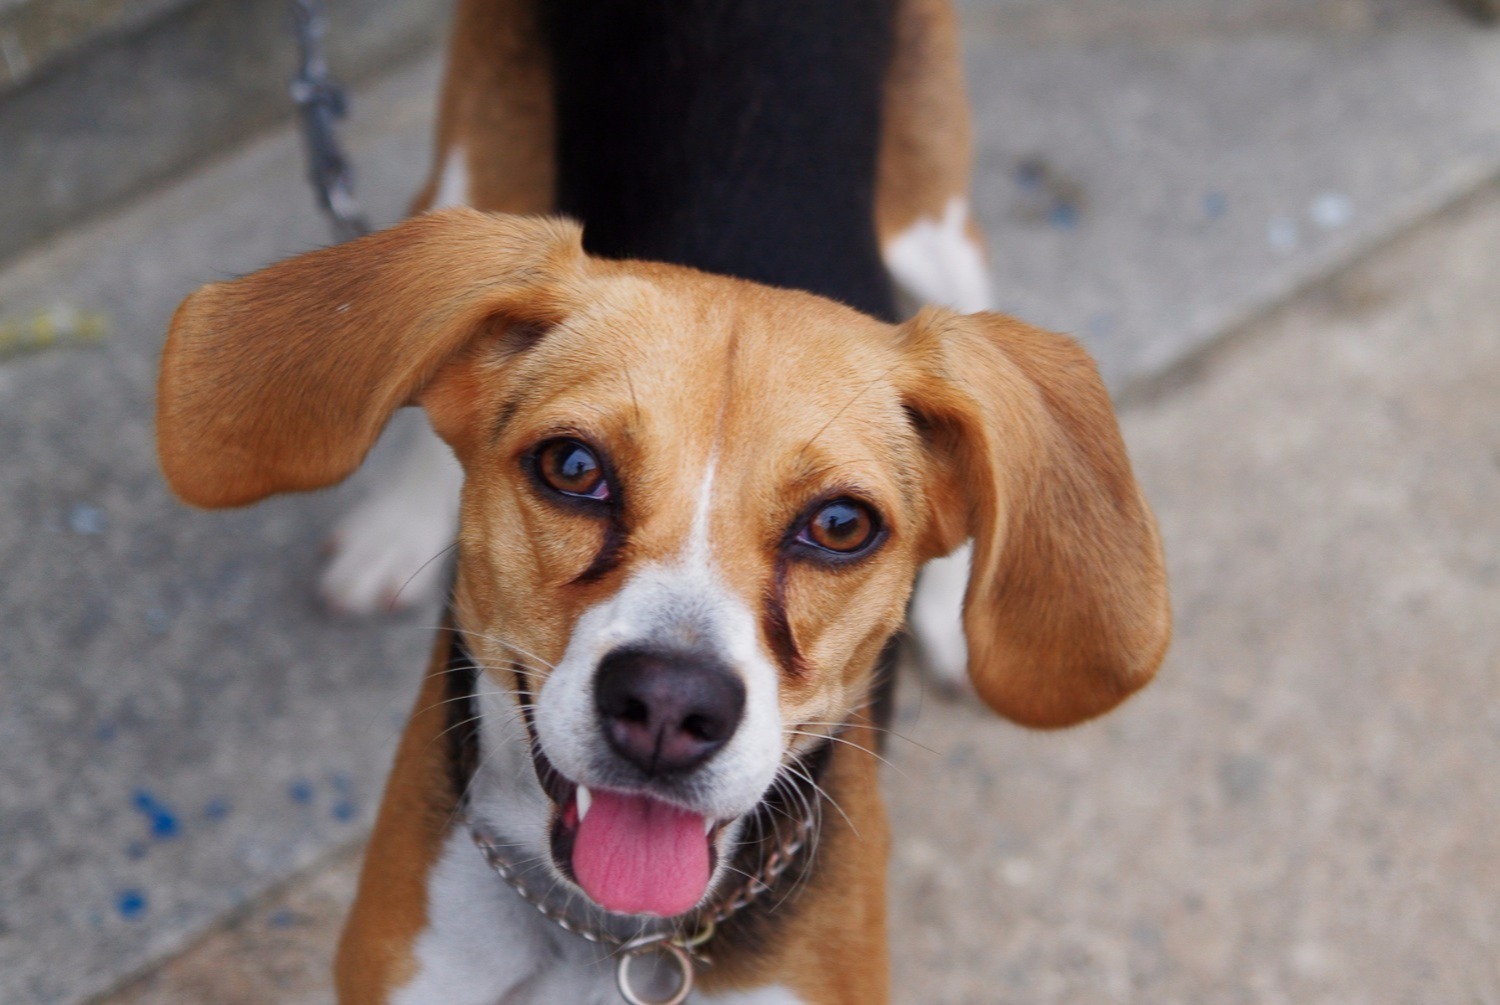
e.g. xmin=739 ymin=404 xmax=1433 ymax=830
xmin=288 ymin=0 xmax=370 ymax=243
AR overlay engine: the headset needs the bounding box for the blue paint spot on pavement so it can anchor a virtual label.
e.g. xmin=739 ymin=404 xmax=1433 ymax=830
xmin=117 ymin=889 xmax=147 ymax=920
xmin=1203 ymin=191 xmax=1229 ymax=219
xmin=1048 ymin=202 xmax=1079 ymax=231
xmin=130 ymin=789 xmax=181 ymax=840
xmin=327 ymin=773 xmax=356 ymax=821
xmin=268 ymin=909 xmax=298 ymax=929
xmin=288 ymin=779 xmax=315 ymax=804
xmin=94 ymin=720 xmax=117 ymax=742
xmin=150 ymin=811 xmax=178 ymax=839
xmin=204 ymin=797 xmax=231 ymax=822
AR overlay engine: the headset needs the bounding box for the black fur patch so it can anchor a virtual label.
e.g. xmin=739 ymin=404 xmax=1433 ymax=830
xmin=542 ymin=0 xmax=899 ymax=322
xmin=761 ymin=558 xmax=806 ymax=678
xmin=444 ymin=627 xmax=481 ymax=806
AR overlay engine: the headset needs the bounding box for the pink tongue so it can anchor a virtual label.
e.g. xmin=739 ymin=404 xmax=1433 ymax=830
xmin=571 ymin=789 xmax=710 ymax=917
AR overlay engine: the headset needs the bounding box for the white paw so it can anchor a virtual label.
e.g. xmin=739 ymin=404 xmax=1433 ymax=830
xmin=320 ymin=424 xmax=463 ymax=616
xmin=909 ymin=541 xmax=973 ymax=694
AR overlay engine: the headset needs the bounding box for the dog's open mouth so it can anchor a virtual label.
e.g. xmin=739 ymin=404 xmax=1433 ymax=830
xmin=535 ymin=746 xmax=727 ymax=917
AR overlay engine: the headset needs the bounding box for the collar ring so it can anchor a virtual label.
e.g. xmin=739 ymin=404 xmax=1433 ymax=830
xmin=616 ymin=938 xmax=694 ymax=1005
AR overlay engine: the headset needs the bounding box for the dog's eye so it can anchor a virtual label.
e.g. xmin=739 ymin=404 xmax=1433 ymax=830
xmin=536 ymin=439 xmax=610 ymax=501
xmin=797 ymin=499 xmax=880 ymax=556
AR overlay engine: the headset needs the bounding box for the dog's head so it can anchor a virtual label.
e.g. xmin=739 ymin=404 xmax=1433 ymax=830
xmin=158 ymin=209 xmax=1168 ymax=918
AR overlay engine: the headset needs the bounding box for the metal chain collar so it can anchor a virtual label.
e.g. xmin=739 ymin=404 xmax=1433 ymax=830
xmin=465 ymin=796 xmax=819 ymax=1005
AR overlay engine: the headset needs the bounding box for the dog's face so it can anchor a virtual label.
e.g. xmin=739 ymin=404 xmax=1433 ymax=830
xmin=431 ymin=273 xmax=926 ymax=914
xmin=158 ymin=209 xmax=1169 ymax=919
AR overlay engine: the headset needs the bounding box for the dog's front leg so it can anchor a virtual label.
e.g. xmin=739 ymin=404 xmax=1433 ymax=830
xmin=320 ymin=415 xmax=463 ymax=615
xmin=335 ymin=640 xmax=549 ymax=1004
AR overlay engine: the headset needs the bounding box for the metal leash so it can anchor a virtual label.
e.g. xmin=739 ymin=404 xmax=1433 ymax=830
xmin=289 ymin=0 xmax=370 ymax=242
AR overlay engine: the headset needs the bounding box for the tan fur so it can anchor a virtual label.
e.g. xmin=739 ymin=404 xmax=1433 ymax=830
xmin=876 ymin=0 xmax=981 ymax=246
xmin=897 ymin=309 xmax=1172 ymax=726
xmin=333 ymin=636 xmax=457 ymax=1001
xmin=411 ymin=0 xmax=553 ymax=216
xmin=157 ymin=210 xmax=1168 ymax=1001
xmin=157 ymin=212 xmax=583 ymax=508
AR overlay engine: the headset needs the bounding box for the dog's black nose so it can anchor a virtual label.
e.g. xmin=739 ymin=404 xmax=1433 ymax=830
xmin=594 ymin=648 xmax=746 ymax=776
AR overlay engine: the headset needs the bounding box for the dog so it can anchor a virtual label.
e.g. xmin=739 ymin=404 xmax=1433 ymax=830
xmin=315 ymin=0 xmax=992 ymax=691
xmin=155 ymin=1 xmax=1170 ymax=1001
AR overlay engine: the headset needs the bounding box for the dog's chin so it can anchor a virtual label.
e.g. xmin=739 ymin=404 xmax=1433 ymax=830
xmin=532 ymin=745 xmax=731 ymax=919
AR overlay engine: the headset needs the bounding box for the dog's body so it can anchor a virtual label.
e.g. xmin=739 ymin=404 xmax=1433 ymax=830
xmin=156 ymin=2 xmax=1169 ymax=1002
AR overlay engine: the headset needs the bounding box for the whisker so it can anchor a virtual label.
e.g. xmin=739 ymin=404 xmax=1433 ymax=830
xmin=798 ymin=362 xmax=904 ymax=456
xmin=716 ymin=862 xmax=759 ymax=885
xmin=428 ymin=711 xmax=487 ymax=748
xmin=412 ymin=687 xmax=514 ymax=716
xmin=781 ymin=761 xmax=856 ymax=838
xmin=765 ymin=775 xmax=821 ymax=910
xmin=783 ymin=730 xmax=905 ymax=776
xmin=443 ymin=721 xmax=537 ymax=830
xmin=389 ymin=541 xmax=460 ymax=608
xmin=795 ymin=721 xmax=939 ymax=756
xmin=470 ymin=659 xmax=550 ymax=684
xmin=461 ymin=631 xmax=560 ymax=672
xmin=405 ymin=624 xmax=560 ymax=677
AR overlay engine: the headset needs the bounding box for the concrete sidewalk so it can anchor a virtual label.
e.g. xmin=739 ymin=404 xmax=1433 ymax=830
xmin=98 ymin=178 xmax=1500 ymax=1005
xmin=2 ymin=2 xmax=1499 ymax=1002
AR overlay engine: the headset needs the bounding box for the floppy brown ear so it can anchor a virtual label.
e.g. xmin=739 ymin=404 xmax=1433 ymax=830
xmin=899 ymin=308 xmax=1170 ymax=728
xmin=157 ymin=209 xmax=583 ymax=508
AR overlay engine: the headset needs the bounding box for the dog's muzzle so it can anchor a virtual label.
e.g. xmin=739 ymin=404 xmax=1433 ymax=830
xmin=546 ymin=647 xmax=745 ymax=917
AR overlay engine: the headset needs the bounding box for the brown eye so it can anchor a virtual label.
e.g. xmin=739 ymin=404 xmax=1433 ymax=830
xmin=536 ymin=439 xmax=610 ymax=501
xmin=798 ymin=499 xmax=880 ymax=556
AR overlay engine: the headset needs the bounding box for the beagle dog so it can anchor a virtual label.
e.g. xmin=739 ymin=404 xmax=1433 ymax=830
xmin=156 ymin=2 xmax=1170 ymax=1002
xmin=318 ymin=0 xmax=992 ymax=692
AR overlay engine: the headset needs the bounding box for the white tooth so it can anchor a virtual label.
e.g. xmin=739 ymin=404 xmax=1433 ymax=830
xmin=704 ymin=818 xmax=715 ymax=836
xmin=576 ymin=785 xmax=592 ymax=822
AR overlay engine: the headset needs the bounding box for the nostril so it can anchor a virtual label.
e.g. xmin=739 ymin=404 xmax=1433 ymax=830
xmin=681 ymin=713 xmax=716 ymax=743
xmin=594 ymin=647 xmax=746 ymax=776
xmin=620 ymin=697 xmax=650 ymax=726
